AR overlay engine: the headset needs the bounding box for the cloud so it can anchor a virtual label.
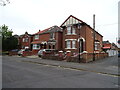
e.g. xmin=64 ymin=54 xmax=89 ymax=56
xmin=0 ymin=0 xmax=119 ymax=43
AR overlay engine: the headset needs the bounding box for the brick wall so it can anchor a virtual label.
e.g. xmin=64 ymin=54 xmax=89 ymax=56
xmin=19 ymin=34 xmax=33 ymax=50
xmin=22 ymin=51 xmax=32 ymax=57
xmin=9 ymin=51 xmax=18 ymax=56
xmin=40 ymin=51 xmax=108 ymax=63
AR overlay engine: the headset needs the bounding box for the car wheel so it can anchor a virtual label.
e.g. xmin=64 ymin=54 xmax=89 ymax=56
xmin=38 ymin=55 xmax=41 ymax=57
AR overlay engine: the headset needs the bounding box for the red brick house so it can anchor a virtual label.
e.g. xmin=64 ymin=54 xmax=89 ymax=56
xmin=19 ymin=32 xmax=33 ymax=50
xmin=103 ymin=41 xmax=118 ymax=56
xmin=60 ymin=15 xmax=103 ymax=55
xmin=31 ymin=26 xmax=63 ymax=54
xmin=16 ymin=15 xmax=108 ymax=62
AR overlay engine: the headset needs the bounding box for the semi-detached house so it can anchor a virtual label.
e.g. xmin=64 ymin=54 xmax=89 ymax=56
xmin=31 ymin=26 xmax=63 ymax=54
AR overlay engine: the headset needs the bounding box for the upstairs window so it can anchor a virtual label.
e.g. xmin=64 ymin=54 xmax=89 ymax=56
xmin=23 ymin=38 xmax=25 ymax=42
xmin=50 ymin=33 xmax=55 ymax=39
xmin=95 ymin=42 xmax=100 ymax=50
xmin=23 ymin=38 xmax=28 ymax=42
xmin=67 ymin=26 xmax=71 ymax=35
xmin=67 ymin=26 xmax=76 ymax=35
xmin=35 ymin=35 xmax=39 ymax=40
xmin=72 ymin=27 xmax=76 ymax=34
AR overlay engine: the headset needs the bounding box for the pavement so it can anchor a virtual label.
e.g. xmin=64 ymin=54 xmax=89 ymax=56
xmin=13 ymin=55 xmax=119 ymax=77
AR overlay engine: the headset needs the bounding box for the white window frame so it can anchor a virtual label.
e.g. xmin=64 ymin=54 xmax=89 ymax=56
xmin=34 ymin=35 xmax=39 ymax=40
xmin=65 ymin=39 xmax=77 ymax=49
xmin=25 ymin=38 xmax=28 ymax=42
xmin=50 ymin=33 xmax=55 ymax=39
xmin=95 ymin=42 xmax=100 ymax=50
xmin=66 ymin=40 xmax=71 ymax=49
xmin=67 ymin=26 xmax=71 ymax=35
xmin=72 ymin=27 xmax=76 ymax=34
xmin=72 ymin=40 xmax=76 ymax=49
xmin=33 ymin=44 xmax=40 ymax=50
xmin=23 ymin=38 xmax=25 ymax=42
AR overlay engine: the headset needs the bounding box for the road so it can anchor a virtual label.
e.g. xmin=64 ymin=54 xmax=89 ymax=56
xmin=2 ymin=56 xmax=119 ymax=88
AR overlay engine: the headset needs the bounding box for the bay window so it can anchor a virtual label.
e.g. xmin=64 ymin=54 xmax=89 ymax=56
xmin=66 ymin=39 xmax=76 ymax=49
xmin=72 ymin=40 xmax=76 ymax=48
xmin=66 ymin=40 xmax=71 ymax=49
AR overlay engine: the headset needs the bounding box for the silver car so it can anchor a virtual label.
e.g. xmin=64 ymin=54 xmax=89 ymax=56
xmin=18 ymin=49 xmax=30 ymax=56
xmin=38 ymin=49 xmax=53 ymax=57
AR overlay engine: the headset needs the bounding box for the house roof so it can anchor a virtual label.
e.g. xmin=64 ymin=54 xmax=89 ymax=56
xmin=60 ymin=15 xmax=103 ymax=37
xmin=103 ymin=41 xmax=110 ymax=44
xmin=33 ymin=25 xmax=62 ymax=35
xmin=60 ymin=15 xmax=84 ymax=27
xmin=33 ymin=28 xmax=50 ymax=35
xmin=43 ymin=25 xmax=62 ymax=34
xmin=20 ymin=32 xmax=33 ymax=37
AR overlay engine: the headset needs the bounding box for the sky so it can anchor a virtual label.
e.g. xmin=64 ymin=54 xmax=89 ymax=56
xmin=0 ymin=0 xmax=119 ymax=44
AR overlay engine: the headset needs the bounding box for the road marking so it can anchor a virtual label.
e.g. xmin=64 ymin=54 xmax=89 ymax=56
xmin=19 ymin=60 xmax=120 ymax=78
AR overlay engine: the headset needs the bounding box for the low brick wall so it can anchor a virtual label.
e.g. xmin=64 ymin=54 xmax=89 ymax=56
xmin=41 ymin=52 xmax=108 ymax=63
xmin=22 ymin=51 xmax=32 ymax=57
xmin=32 ymin=50 xmax=39 ymax=55
xmin=80 ymin=53 xmax=108 ymax=63
xmin=9 ymin=51 xmax=18 ymax=56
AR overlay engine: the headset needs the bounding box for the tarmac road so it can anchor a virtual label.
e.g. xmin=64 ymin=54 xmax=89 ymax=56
xmin=2 ymin=56 xmax=119 ymax=88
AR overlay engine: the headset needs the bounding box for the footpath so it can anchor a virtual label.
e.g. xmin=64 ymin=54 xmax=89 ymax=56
xmin=17 ymin=55 xmax=119 ymax=77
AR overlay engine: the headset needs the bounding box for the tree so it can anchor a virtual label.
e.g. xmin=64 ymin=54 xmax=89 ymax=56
xmin=2 ymin=36 xmax=18 ymax=51
xmin=0 ymin=24 xmax=18 ymax=51
xmin=0 ymin=24 xmax=13 ymax=39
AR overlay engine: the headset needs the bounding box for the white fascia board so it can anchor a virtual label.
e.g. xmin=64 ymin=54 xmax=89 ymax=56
xmin=65 ymin=39 xmax=77 ymax=41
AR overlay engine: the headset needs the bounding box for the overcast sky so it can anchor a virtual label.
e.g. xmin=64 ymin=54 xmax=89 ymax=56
xmin=0 ymin=0 xmax=119 ymax=44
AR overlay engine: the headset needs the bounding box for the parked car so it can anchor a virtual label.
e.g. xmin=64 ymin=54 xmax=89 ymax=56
xmin=38 ymin=49 xmax=55 ymax=57
xmin=11 ymin=49 xmax=19 ymax=52
xmin=18 ymin=49 xmax=30 ymax=56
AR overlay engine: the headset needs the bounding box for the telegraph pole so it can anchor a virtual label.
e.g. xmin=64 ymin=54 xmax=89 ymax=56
xmin=78 ymin=23 xmax=81 ymax=63
xmin=93 ymin=14 xmax=95 ymax=61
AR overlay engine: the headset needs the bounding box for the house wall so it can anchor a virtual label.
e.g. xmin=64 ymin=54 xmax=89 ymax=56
xmin=19 ymin=34 xmax=32 ymax=50
xmin=62 ymin=25 xmax=92 ymax=53
xmin=62 ymin=25 xmax=78 ymax=53
xmin=56 ymin=32 xmax=63 ymax=50
xmin=85 ymin=26 xmax=94 ymax=53
xmin=32 ymin=34 xmax=50 ymax=54
xmin=95 ymin=32 xmax=103 ymax=52
xmin=39 ymin=33 xmax=50 ymax=42
xmin=62 ymin=24 xmax=103 ymax=54
xmin=32 ymin=32 xmax=63 ymax=54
